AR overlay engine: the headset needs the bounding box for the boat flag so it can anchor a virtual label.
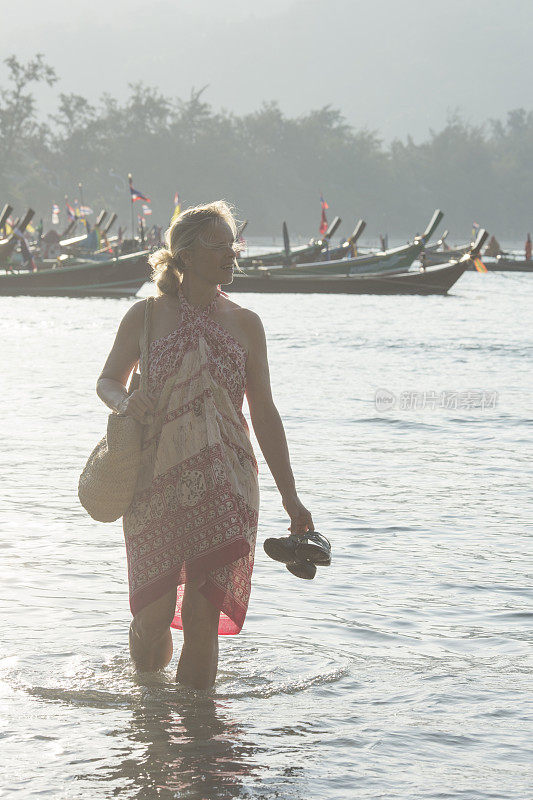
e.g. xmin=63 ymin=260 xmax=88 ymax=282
xmin=171 ymin=191 xmax=181 ymax=223
xmin=319 ymin=193 xmax=329 ymax=236
xmin=52 ymin=203 xmax=60 ymax=225
xmin=129 ymin=174 xmax=151 ymax=203
xmin=142 ymin=204 xmax=152 ymax=217
xmin=66 ymin=201 xmax=76 ymax=221
xmin=473 ymin=257 xmax=487 ymax=273
xmin=471 ymin=221 xmax=480 ymax=241
xmin=79 ymin=205 xmax=93 ymax=217
xmin=73 ymin=201 xmax=91 ymax=231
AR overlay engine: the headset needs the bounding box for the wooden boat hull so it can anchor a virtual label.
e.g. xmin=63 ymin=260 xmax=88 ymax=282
xmin=277 ymin=241 xmax=424 ymax=275
xmin=239 ymin=242 xmax=321 ymax=268
xmin=466 ymin=258 xmax=533 ymax=272
xmin=0 ymin=251 xmax=150 ymax=296
xmin=242 ymin=238 xmax=423 ymax=272
xmin=226 ymin=260 xmax=467 ymax=295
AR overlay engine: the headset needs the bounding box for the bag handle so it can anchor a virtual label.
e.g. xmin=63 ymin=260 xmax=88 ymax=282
xmin=139 ymin=297 xmax=153 ymax=395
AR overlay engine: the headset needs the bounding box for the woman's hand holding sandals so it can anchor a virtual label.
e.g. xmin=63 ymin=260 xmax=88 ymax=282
xmin=117 ymin=390 xmax=155 ymax=425
xmin=282 ymin=493 xmax=314 ymax=535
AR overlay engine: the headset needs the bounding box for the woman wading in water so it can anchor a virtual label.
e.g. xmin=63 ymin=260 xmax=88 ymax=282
xmin=96 ymin=201 xmax=316 ymax=689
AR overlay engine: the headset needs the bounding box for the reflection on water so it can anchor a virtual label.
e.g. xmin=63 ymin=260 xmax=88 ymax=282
xmin=78 ymin=681 xmax=260 ymax=800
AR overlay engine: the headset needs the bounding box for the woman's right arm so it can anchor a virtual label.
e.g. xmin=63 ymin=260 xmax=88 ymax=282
xmin=96 ymin=300 xmax=155 ymax=423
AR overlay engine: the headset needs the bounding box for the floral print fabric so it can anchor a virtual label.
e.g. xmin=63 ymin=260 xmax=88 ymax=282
xmin=123 ymin=291 xmax=259 ymax=635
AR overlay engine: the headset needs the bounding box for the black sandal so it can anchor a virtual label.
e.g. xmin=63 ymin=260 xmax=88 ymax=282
xmin=286 ymin=560 xmax=316 ymax=580
xmin=293 ymin=531 xmax=331 ymax=566
xmin=263 ymin=531 xmax=331 ymax=567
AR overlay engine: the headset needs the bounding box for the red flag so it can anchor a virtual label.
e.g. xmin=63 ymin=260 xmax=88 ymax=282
xmin=319 ymin=194 xmax=329 ymax=236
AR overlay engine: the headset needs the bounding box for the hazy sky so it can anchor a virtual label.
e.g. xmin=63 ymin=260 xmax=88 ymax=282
xmin=1 ymin=0 xmax=532 ymax=141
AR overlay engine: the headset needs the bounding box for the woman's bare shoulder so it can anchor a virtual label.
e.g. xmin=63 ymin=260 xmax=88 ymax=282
xmin=120 ymin=295 xmax=169 ymax=324
xmin=119 ymin=298 xmax=147 ymax=329
xmin=223 ymin=299 xmax=264 ymax=341
xmin=222 ymin=296 xmax=262 ymax=324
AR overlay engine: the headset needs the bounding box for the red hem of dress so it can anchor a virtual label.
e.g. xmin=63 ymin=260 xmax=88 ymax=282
xmin=129 ymin=537 xmax=250 ymax=634
xmin=198 ymin=577 xmax=245 ymax=635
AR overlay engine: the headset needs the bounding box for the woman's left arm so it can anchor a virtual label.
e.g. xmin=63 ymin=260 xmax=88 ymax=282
xmin=243 ymin=310 xmax=314 ymax=535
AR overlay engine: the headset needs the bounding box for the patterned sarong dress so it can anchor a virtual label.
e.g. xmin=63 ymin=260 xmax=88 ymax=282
xmin=123 ymin=291 xmax=259 ymax=635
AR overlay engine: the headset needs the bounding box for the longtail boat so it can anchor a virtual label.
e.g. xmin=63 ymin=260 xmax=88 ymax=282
xmin=228 ymin=260 xmax=465 ymax=295
xmin=243 ymin=210 xmax=444 ymax=277
xmin=425 ymin=241 xmax=533 ymax=271
xmin=323 ymin=209 xmax=443 ymax=266
xmin=241 ymin=209 xmax=443 ymax=272
xmin=467 ymin=255 xmax=533 ymax=272
xmin=227 ymin=229 xmax=487 ymax=295
xmin=247 ymin=209 xmax=443 ymax=276
xmin=0 ymin=250 xmax=150 ymax=297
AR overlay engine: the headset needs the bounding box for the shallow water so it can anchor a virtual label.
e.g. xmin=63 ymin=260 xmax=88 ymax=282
xmin=1 ymin=271 xmax=532 ymax=798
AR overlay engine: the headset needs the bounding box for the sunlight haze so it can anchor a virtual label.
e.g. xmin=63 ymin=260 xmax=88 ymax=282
xmin=1 ymin=0 xmax=531 ymax=141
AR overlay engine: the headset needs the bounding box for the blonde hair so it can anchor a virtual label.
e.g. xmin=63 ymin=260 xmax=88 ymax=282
xmin=149 ymin=200 xmax=238 ymax=296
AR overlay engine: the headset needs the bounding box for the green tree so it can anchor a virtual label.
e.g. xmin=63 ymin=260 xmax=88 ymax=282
xmin=0 ymin=54 xmax=57 ymax=162
xmin=2 ymin=53 xmax=533 ymax=240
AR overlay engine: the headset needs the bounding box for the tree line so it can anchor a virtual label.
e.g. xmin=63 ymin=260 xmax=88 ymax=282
xmin=1 ymin=54 xmax=532 ymax=240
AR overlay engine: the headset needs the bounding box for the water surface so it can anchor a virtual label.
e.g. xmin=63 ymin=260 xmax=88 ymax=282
xmin=1 ymin=271 xmax=531 ymax=798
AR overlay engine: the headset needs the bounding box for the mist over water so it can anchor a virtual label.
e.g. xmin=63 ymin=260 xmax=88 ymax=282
xmin=1 ymin=271 xmax=531 ymax=798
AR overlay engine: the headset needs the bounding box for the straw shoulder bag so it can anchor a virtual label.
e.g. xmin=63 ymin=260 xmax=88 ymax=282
xmin=78 ymin=297 xmax=154 ymax=523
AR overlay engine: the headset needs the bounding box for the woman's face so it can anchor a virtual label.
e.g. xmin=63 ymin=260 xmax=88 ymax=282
xmin=187 ymin=219 xmax=238 ymax=285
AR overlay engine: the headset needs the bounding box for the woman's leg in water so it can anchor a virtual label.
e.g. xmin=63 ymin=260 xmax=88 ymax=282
xmin=129 ymin=586 xmax=177 ymax=671
xmin=176 ymin=578 xmax=220 ymax=689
